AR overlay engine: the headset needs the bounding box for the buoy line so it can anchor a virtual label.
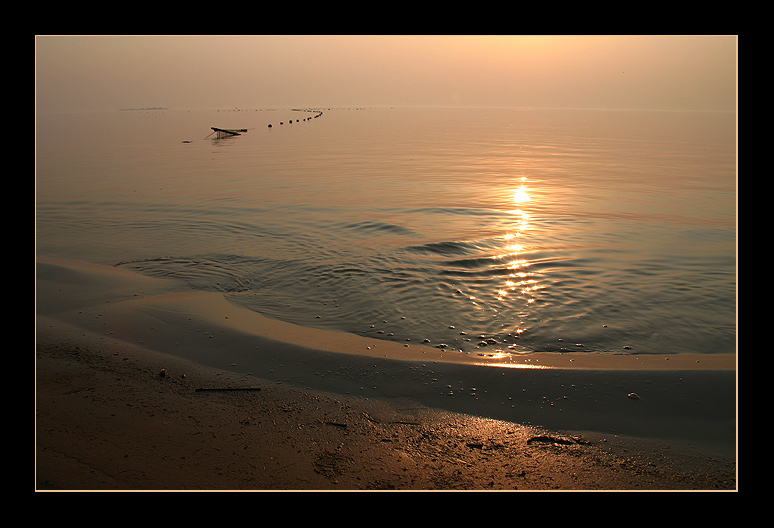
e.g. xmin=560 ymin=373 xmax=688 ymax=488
xmin=198 ymin=108 xmax=325 ymax=141
xmin=270 ymin=108 xmax=324 ymax=128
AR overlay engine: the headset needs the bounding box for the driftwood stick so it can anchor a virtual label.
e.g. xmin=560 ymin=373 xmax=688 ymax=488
xmin=195 ymin=387 xmax=261 ymax=392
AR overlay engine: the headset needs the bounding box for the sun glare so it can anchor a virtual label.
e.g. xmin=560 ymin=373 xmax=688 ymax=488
xmin=493 ymin=180 xmax=542 ymax=311
xmin=513 ymin=186 xmax=531 ymax=204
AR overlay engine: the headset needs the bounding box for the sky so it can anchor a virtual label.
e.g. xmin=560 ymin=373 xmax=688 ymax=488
xmin=35 ymin=35 xmax=737 ymax=114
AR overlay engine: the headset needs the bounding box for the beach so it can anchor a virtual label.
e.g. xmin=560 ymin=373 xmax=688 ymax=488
xmin=35 ymin=36 xmax=738 ymax=492
xmin=35 ymin=256 xmax=736 ymax=491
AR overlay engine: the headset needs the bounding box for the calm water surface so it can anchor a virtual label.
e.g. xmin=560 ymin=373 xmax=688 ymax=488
xmin=36 ymin=106 xmax=736 ymax=357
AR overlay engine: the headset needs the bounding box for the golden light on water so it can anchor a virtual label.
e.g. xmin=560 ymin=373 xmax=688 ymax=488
xmin=465 ymin=179 xmax=542 ymax=350
xmin=507 ymin=259 xmax=530 ymax=269
xmin=495 ymin=181 xmax=541 ymax=310
xmin=513 ymin=186 xmax=531 ymax=204
xmin=507 ymin=209 xmax=531 ymax=236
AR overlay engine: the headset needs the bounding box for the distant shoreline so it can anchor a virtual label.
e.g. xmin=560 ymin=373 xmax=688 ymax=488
xmin=119 ymin=107 xmax=167 ymax=111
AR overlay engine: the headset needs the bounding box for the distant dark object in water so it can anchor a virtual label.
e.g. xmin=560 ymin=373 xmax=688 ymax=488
xmin=206 ymin=127 xmax=248 ymax=139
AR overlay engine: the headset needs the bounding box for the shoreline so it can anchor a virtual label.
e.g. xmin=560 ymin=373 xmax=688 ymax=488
xmin=35 ymin=256 xmax=737 ymax=490
xmin=36 ymin=256 xmax=736 ymax=371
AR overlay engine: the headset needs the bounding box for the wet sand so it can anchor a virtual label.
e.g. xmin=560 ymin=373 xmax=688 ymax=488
xmin=35 ymin=256 xmax=737 ymax=490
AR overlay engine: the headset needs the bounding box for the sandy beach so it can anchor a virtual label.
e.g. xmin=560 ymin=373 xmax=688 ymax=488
xmin=35 ymin=256 xmax=737 ymax=491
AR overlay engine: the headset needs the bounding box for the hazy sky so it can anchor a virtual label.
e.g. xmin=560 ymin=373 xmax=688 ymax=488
xmin=35 ymin=35 xmax=737 ymax=114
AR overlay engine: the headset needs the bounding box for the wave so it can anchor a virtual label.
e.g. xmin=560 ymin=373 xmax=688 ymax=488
xmin=332 ymin=220 xmax=417 ymax=237
xmin=404 ymin=240 xmax=479 ymax=256
xmin=115 ymin=255 xmax=264 ymax=293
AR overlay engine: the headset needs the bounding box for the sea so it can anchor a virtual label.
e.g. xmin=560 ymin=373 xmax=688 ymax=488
xmin=36 ymin=106 xmax=737 ymax=359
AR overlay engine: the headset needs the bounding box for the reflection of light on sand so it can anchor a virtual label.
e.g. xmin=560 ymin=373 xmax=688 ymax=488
xmin=473 ymin=353 xmax=551 ymax=369
xmin=471 ymin=349 xmax=553 ymax=369
xmin=500 ymin=363 xmax=550 ymax=369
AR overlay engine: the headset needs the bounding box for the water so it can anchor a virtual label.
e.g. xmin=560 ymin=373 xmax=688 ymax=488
xmin=36 ymin=106 xmax=737 ymax=358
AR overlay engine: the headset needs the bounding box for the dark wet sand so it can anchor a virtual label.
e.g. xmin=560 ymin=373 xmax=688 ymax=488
xmin=35 ymin=257 xmax=737 ymax=491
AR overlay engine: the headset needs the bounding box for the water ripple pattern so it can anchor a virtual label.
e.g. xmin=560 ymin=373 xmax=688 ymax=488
xmin=37 ymin=107 xmax=736 ymax=358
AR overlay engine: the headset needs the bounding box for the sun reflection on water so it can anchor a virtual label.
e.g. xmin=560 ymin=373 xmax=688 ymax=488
xmin=451 ymin=176 xmax=544 ymax=355
xmin=500 ymin=183 xmax=538 ymax=297
xmin=487 ymin=178 xmax=543 ymax=351
xmin=513 ymin=186 xmax=531 ymax=204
